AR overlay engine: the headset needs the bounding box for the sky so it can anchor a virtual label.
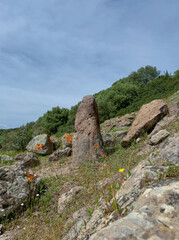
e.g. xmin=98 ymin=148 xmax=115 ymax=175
xmin=0 ymin=0 xmax=179 ymax=129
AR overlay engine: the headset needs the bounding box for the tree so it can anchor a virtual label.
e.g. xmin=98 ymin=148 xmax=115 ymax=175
xmin=137 ymin=65 xmax=160 ymax=84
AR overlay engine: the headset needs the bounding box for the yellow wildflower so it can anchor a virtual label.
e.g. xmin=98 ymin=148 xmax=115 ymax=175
xmin=119 ymin=168 xmax=125 ymax=173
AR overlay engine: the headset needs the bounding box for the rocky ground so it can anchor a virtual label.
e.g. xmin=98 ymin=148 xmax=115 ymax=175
xmin=0 ymin=92 xmax=178 ymax=240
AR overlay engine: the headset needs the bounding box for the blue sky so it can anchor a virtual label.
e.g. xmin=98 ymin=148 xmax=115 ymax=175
xmin=0 ymin=0 xmax=179 ymax=129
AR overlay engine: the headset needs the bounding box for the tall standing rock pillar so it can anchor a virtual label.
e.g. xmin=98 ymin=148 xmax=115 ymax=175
xmin=73 ymin=95 xmax=104 ymax=164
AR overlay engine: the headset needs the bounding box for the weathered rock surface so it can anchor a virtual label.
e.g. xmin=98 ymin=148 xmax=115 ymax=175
xmin=26 ymin=134 xmax=53 ymax=155
xmin=102 ymin=133 xmax=115 ymax=147
xmin=50 ymin=136 xmax=60 ymax=150
xmin=14 ymin=153 xmax=40 ymax=168
xmin=62 ymin=133 xmax=73 ymax=149
xmin=148 ymin=133 xmax=179 ymax=166
xmin=90 ymin=179 xmax=179 ymax=240
xmin=62 ymin=207 xmax=89 ymax=240
xmin=48 ymin=148 xmax=72 ymax=161
xmin=149 ymin=129 xmax=170 ymax=145
xmin=121 ymin=100 xmax=168 ymax=147
xmin=0 ymin=164 xmax=41 ymax=218
xmin=58 ymin=186 xmax=83 ymax=214
xmin=73 ymin=95 xmax=104 ymax=164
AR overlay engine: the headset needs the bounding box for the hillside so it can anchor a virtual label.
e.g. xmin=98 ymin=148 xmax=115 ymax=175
xmin=0 ymin=88 xmax=178 ymax=239
xmin=0 ymin=66 xmax=179 ymax=153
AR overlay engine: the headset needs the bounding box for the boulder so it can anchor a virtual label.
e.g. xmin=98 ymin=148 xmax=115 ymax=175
xmin=14 ymin=153 xmax=40 ymax=168
xmin=73 ymin=95 xmax=104 ymax=164
xmin=121 ymin=100 xmax=168 ymax=147
xmin=0 ymin=164 xmax=41 ymax=218
xmin=62 ymin=133 xmax=73 ymax=149
xmin=58 ymin=186 xmax=83 ymax=214
xmin=149 ymin=129 xmax=170 ymax=145
xmin=102 ymin=133 xmax=115 ymax=147
xmin=26 ymin=134 xmax=53 ymax=155
xmin=48 ymin=147 xmax=72 ymax=161
xmin=50 ymin=136 xmax=60 ymax=150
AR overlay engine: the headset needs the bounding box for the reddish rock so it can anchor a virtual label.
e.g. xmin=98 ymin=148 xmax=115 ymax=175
xmin=121 ymin=100 xmax=168 ymax=147
xmin=73 ymin=95 xmax=104 ymax=164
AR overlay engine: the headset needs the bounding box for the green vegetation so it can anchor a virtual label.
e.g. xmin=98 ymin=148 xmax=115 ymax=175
xmin=0 ymin=65 xmax=179 ymax=152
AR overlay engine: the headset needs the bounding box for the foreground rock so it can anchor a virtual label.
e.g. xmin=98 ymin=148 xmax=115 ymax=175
xmin=15 ymin=153 xmax=40 ymax=168
xmin=90 ymin=179 xmax=179 ymax=240
xmin=0 ymin=164 xmax=41 ymax=218
xmin=73 ymin=95 xmax=104 ymax=164
xmin=48 ymin=148 xmax=72 ymax=161
xmin=121 ymin=100 xmax=168 ymax=147
xmin=58 ymin=186 xmax=83 ymax=214
xmin=26 ymin=134 xmax=53 ymax=155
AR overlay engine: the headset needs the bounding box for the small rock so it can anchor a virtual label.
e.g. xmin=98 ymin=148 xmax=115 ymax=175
xmin=48 ymin=147 xmax=72 ymax=161
xmin=149 ymin=129 xmax=170 ymax=145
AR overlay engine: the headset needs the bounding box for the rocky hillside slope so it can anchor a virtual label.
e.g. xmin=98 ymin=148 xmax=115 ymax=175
xmin=0 ymin=91 xmax=178 ymax=240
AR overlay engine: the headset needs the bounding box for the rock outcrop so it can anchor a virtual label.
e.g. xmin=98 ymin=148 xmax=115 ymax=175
xmin=63 ymin=133 xmax=179 ymax=240
xmin=0 ymin=164 xmax=41 ymax=218
xmin=73 ymin=95 xmax=104 ymax=164
xmin=90 ymin=179 xmax=179 ymax=240
xmin=121 ymin=100 xmax=168 ymax=147
xmin=26 ymin=134 xmax=53 ymax=155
